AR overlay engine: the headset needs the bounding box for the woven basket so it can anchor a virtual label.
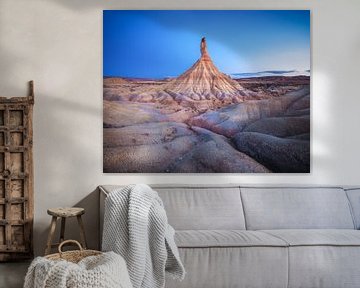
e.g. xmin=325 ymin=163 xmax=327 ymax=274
xmin=45 ymin=240 xmax=102 ymax=263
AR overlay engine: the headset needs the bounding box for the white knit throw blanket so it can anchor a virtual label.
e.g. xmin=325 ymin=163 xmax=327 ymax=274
xmin=24 ymin=252 xmax=133 ymax=288
xmin=102 ymin=184 xmax=185 ymax=288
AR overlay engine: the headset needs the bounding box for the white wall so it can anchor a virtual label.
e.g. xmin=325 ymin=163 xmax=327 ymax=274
xmin=0 ymin=0 xmax=360 ymax=256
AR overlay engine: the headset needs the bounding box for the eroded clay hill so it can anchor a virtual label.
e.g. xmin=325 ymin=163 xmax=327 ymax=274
xmin=126 ymin=38 xmax=253 ymax=111
xmin=165 ymin=38 xmax=249 ymax=103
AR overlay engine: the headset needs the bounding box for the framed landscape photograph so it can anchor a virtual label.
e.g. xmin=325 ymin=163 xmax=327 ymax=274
xmin=103 ymin=10 xmax=310 ymax=173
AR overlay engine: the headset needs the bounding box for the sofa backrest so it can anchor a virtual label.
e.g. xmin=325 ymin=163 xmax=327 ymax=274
xmin=100 ymin=185 xmax=358 ymax=231
xmin=153 ymin=186 xmax=246 ymax=230
xmin=240 ymin=187 xmax=355 ymax=230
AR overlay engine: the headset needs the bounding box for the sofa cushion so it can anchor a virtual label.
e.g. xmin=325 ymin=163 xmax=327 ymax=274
xmin=241 ymin=187 xmax=355 ymax=230
xmin=154 ymin=187 xmax=246 ymax=230
xmin=262 ymin=229 xmax=360 ymax=246
xmin=288 ymin=246 xmax=360 ymax=288
xmin=260 ymin=230 xmax=360 ymax=288
xmin=100 ymin=185 xmax=246 ymax=230
xmin=165 ymin=246 xmax=288 ymax=288
xmin=175 ymin=230 xmax=287 ymax=248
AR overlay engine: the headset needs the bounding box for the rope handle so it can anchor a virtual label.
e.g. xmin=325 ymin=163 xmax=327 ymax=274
xmin=58 ymin=240 xmax=83 ymax=255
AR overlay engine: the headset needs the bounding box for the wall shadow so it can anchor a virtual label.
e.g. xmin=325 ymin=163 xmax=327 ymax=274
xmin=31 ymin=91 xmax=102 ymax=256
xmin=35 ymin=188 xmax=100 ymax=256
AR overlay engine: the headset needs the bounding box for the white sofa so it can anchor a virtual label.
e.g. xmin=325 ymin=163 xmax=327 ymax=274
xmin=99 ymin=185 xmax=360 ymax=288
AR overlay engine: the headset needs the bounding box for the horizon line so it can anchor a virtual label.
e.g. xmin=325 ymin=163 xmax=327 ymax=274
xmin=103 ymin=69 xmax=311 ymax=79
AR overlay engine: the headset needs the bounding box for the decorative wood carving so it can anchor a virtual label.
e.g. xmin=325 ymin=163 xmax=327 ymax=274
xmin=0 ymin=81 xmax=34 ymax=261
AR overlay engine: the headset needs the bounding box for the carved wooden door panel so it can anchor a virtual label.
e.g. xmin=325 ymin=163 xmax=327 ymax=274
xmin=0 ymin=83 xmax=34 ymax=261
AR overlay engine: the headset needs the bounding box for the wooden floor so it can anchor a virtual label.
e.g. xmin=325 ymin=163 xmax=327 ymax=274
xmin=0 ymin=261 xmax=30 ymax=288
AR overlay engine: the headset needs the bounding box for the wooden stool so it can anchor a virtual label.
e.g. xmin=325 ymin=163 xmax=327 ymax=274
xmin=45 ymin=207 xmax=87 ymax=255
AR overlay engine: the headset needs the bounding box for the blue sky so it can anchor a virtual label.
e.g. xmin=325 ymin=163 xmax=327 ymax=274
xmin=103 ymin=10 xmax=310 ymax=78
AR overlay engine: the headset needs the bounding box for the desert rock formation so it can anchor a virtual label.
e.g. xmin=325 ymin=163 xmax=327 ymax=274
xmin=164 ymin=38 xmax=249 ymax=104
xmin=233 ymin=132 xmax=310 ymax=173
xmin=103 ymin=122 xmax=269 ymax=173
xmin=129 ymin=38 xmax=252 ymax=111
xmin=190 ymin=86 xmax=310 ymax=137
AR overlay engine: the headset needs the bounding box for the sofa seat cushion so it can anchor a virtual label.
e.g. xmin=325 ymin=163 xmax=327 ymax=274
xmin=262 ymin=229 xmax=360 ymax=246
xmin=175 ymin=230 xmax=288 ymax=248
xmin=166 ymin=246 xmax=289 ymax=288
xmin=260 ymin=230 xmax=360 ymax=288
